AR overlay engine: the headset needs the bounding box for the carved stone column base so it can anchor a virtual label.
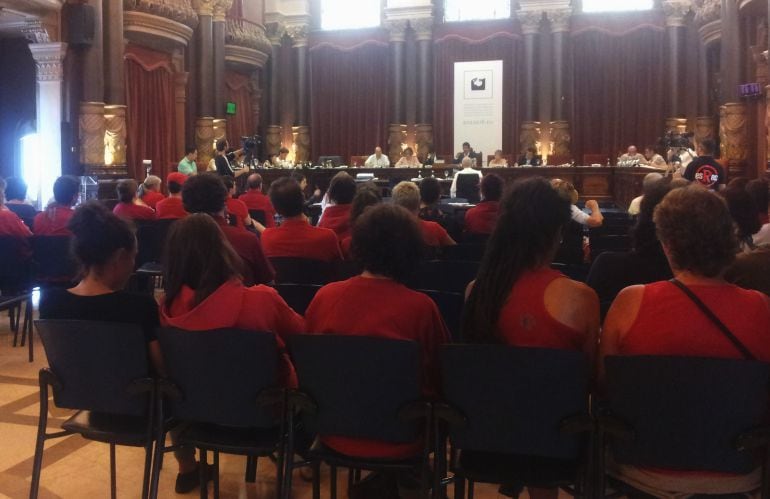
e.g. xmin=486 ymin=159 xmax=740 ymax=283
xmin=80 ymin=102 xmax=106 ymax=170
xmin=665 ymin=117 xmax=688 ymax=134
xmin=415 ymin=123 xmax=433 ymax=163
xmin=292 ymin=126 xmax=310 ymax=164
xmin=549 ymin=121 xmax=571 ymax=160
xmin=388 ymin=124 xmax=407 ymax=162
xmin=104 ymin=105 xmax=127 ymax=168
xmin=213 ymin=118 xmax=227 ymax=143
xmin=719 ymin=102 xmax=749 ymax=177
xmin=265 ymin=125 xmax=282 ymax=158
xmin=520 ymin=121 xmax=542 ymax=155
xmin=694 ymin=116 xmax=717 ymax=145
xmin=195 ymin=117 xmax=216 ymax=171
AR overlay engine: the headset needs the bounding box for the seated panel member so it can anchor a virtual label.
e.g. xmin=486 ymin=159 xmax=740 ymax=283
xmin=643 ymin=145 xmax=667 ymax=169
xmin=365 ymin=146 xmax=390 ymax=168
xmin=517 ymin=147 xmax=542 ymax=167
xmin=392 ymin=181 xmax=455 ymax=247
xmin=33 ymin=175 xmax=80 ymax=236
xmin=155 ymin=172 xmax=189 ymax=220
xmin=395 ymin=147 xmax=422 ymax=168
xmin=177 ymin=146 xmax=198 ymax=176
xmin=113 ymin=179 xmax=156 ymax=221
xmin=272 ymin=147 xmax=294 ymax=169
xmin=261 ymin=177 xmax=343 ymax=262
xmin=305 ymin=203 xmax=450 ymax=459
xmin=318 ymin=172 xmax=356 ymax=239
xmin=238 ymin=173 xmax=276 ymax=228
xmin=182 ymin=173 xmax=274 ymax=286
xmin=619 ymin=145 xmax=646 ymax=164
xmin=464 ymin=174 xmax=503 ymax=236
xmin=488 ymin=150 xmax=508 ymax=167
xmin=454 ymin=141 xmax=482 ymax=165
xmin=214 ymin=139 xmax=248 ymax=178
xmin=138 ymin=175 xmax=166 ymax=209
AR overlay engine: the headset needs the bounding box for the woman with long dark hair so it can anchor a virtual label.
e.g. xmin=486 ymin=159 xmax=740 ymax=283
xmin=461 ymin=177 xmax=599 ymax=499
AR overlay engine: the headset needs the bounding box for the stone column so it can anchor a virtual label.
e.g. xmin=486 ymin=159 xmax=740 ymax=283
xmin=663 ymin=1 xmax=690 ymax=129
xmin=195 ymin=117 xmax=215 ymax=170
xmin=249 ymin=71 xmax=262 ymax=134
xmin=174 ymin=72 xmax=190 ymax=160
xmin=104 ymin=105 xmax=127 ymax=170
xmin=518 ymin=11 xmax=542 ymax=152
xmin=386 ymin=20 xmax=409 ymax=126
xmin=719 ymin=0 xmax=747 ymax=176
xmin=29 ymin=43 xmax=67 ymax=206
xmin=193 ymin=0 xmax=216 ymax=118
xmin=103 ymin=0 xmax=124 ymax=105
xmin=79 ymin=102 xmax=106 ymax=171
xmin=82 ymin=0 xmax=104 ymax=104
xmin=548 ymin=9 xmax=571 ymax=161
xmin=213 ymin=0 xmax=233 ymax=120
xmin=265 ymin=124 xmax=282 ymax=158
xmin=288 ymin=24 xmax=309 ymax=126
xmin=412 ymin=18 xmax=433 ymax=162
xmin=267 ymin=23 xmax=284 ymax=129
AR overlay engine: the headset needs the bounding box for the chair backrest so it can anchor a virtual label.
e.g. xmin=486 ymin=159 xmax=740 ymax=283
xmin=289 ymin=334 xmax=422 ymax=442
xmin=274 ymin=283 xmax=322 ymax=315
xmin=415 ymin=260 xmax=479 ymax=294
xmin=31 ymin=236 xmax=77 ymax=285
xmin=554 ymin=221 xmax=585 ymax=265
xmin=0 ymin=235 xmax=31 ymax=292
xmin=157 ymin=328 xmax=279 ymax=427
xmin=135 ymin=219 xmax=176 ymax=267
xmin=441 ymin=244 xmax=486 ymax=262
xmin=249 ymin=209 xmax=267 ymax=226
xmin=456 ymin=174 xmax=481 ymax=204
xmin=270 ymin=256 xmax=335 ymax=285
xmin=605 ymin=355 xmax=770 ymax=473
xmin=35 ymin=320 xmax=150 ymax=416
xmin=421 ymin=290 xmax=464 ymax=342
xmin=441 ymin=345 xmax=588 ymax=459
xmin=589 ymin=235 xmax=631 ymax=260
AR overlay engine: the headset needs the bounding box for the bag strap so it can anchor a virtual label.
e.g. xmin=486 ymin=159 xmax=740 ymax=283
xmin=669 ymin=279 xmax=757 ymax=361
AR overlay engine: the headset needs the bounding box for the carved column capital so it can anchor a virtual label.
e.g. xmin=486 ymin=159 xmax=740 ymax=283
xmin=22 ymin=20 xmax=51 ymax=43
xmin=546 ymin=9 xmax=572 ymax=34
xmin=385 ymin=19 xmax=409 ymax=43
xmin=29 ymin=42 xmax=67 ymax=82
xmin=517 ymin=10 xmax=543 ymax=36
xmin=191 ymin=0 xmax=216 ymax=17
xmin=692 ymin=0 xmax=719 ymax=26
xmin=287 ymin=24 xmax=310 ymax=48
xmin=212 ymin=0 xmax=233 ymax=22
xmin=662 ymin=0 xmax=691 ymax=28
xmin=266 ymin=22 xmax=286 ymax=46
xmin=411 ymin=18 xmax=434 ymax=42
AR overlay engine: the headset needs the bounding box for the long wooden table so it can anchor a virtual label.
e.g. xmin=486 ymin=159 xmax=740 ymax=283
xmin=246 ymin=165 xmax=665 ymax=210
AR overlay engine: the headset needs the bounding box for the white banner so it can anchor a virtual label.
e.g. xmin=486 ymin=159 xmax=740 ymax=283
xmin=453 ymin=60 xmax=504 ymax=166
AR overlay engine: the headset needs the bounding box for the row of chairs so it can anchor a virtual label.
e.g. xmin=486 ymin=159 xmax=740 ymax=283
xmin=31 ymin=320 xmax=770 ymax=499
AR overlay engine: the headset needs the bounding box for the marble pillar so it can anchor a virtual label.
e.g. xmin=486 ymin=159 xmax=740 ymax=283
xmin=663 ymin=1 xmax=690 ymax=126
xmin=518 ymin=11 xmax=542 ymax=152
xmin=548 ymin=9 xmax=571 ymax=160
xmin=413 ymin=18 xmax=433 ymax=125
xmin=213 ymin=0 xmax=233 ymax=119
xmin=103 ymin=0 xmax=124 ymax=105
xmin=193 ymin=0 xmax=216 ymax=118
xmin=386 ymin=20 xmax=408 ymax=126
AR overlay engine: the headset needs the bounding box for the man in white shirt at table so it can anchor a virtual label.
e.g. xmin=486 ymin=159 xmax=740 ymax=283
xmin=450 ymin=157 xmax=483 ymax=198
xmin=365 ymin=147 xmax=390 ymax=168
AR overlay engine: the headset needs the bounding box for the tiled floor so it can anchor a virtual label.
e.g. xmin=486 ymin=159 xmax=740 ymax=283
xmin=0 ymin=314 xmax=546 ymax=499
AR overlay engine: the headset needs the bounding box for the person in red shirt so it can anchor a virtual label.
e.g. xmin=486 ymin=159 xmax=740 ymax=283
xmin=318 ymin=172 xmax=356 ymax=239
xmin=601 ymin=186 xmax=770 ymax=497
xmin=182 ymin=173 xmax=274 ymax=285
xmin=238 ymin=173 xmax=276 ymax=228
xmin=305 ymin=204 xmax=449 ymax=462
xmin=261 ymin=177 xmax=342 ymax=262
xmin=33 ymin=175 xmax=80 ymax=236
xmin=113 ymin=179 xmax=156 ymax=221
xmin=138 ymin=175 xmax=166 ymax=209
xmin=155 ymin=172 xmax=188 ymax=220
xmin=160 ymin=213 xmax=303 ymax=387
xmin=340 ymin=185 xmax=382 ymax=259
xmin=0 ymin=178 xmax=32 ymax=260
xmin=464 ymin=173 xmax=503 ymax=236
xmin=222 ymin=176 xmax=255 ymax=230
xmin=392 ymin=181 xmax=455 ymax=247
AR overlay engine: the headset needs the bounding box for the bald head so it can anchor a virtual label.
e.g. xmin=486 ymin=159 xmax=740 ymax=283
xmin=374 ymin=147 xmax=383 ymax=157
xmin=627 ymin=145 xmax=638 ymax=155
xmin=461 ymin=156 xmax=474 ymax=169
xmin=247 ymin=173 xmax=263 ymax=190
xmin=642 ymin=172 xmax=663 ymax=191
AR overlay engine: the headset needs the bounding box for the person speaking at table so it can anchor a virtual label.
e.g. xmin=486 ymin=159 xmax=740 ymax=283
xmin=517 ymin=147 xmax=542 ymax=166
xmin=365 ymin=146 xmax=390 ymax=168
xmin=454 ymin=142 xmax=482 ymax=165
xmin=395 ymin=147 xmax=422 ymax=168
xmin=214 ymin=139 xmax=248 ymax=178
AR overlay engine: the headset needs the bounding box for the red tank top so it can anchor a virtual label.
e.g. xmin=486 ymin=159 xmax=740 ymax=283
xmin=497 ymin=268 xmax=586 ymax=351
xmin=620 ymin=281 xmax=770 ymax=361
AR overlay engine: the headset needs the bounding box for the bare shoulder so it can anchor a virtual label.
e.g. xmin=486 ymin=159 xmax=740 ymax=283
xmin=603 ymin=285 xmax=646 ymax=333
xmin=549 ymin=277 xmax=598 ymax=305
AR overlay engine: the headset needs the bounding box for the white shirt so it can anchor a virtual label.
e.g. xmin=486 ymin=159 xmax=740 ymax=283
xmin=571 ymin=204 xmax=591 ymax=225
xmin=450 ymin=167 xmax=483 ymax=198
xmin=365 ymin=154 xmax=390 ymax=168
xmin=754 ymin=224 xmax=770 ymax=247
xmin=628 ymin=195 xmax=643 ymax=216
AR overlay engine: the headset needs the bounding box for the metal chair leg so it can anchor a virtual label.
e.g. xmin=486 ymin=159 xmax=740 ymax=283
xmin=141 ymin=441 xmax=152 ymax=499
xmin=213 ymin=451 xmax=220 ymax=499
xmin=245 ymin=456 xmax=257 ymax=483
xmin=347 ymin=468 xmax=355 ymax=493
xmin=200 ymin=449 xmax=208 ymax=499
xmin=330 ymin=465 xmax=337 ymax=499
xmin=453 ymin=476 xmax=465 ymax=499
xmin=29 ymin=421 xmax=46 ymax=499
xmin=110 ymin=443 xmax=117 ymax=499
xmin=467 ymin=480 xmax=474 ymax=499
xmin=24 ymin=300 xmax=33 ymax=362
xmin=312 ymin=462 xmax=321 ymax=499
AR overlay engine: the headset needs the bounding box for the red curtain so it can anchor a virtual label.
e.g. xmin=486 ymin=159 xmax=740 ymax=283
xmin=309 ymin=41 xmax=391 ymax=163
xmin=569 ymin=28 xmax=667 ymax=163
xmin=225 ymin=71 xmax=255 ymax=143
xmin=125 ymin=45 xmax=175 ymax=181
xmin=432 ymin=28 xmax=522 ymax=157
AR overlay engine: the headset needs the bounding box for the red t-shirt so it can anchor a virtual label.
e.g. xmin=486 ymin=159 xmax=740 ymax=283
xmin=155 ymin=197 xmax=188 ymax=220
xmin=226 ymin=197 xmax=250 ymax=228
xmin=0 ymin=209 xmax=32 ymax=258
xmin=33 ymin=205 xmax=74 ymax=236
xmin=318 ymin=204 xmax=352 ymax=239
xmin=238 ymin=190 xmax=276 ymax=228
xmin=305 ymin=276 xmax=449 ymax=459
xmin=215 ymin=218 xmax=275 ymax=285
xmin=160 ymin=280 xmax=304 ymax=387
xmin=498 ymin=268 xmax=586 ymax=351
xmin=464 ymin=201 xmax=500 ymax=235
xmin=113 ymin=202 xmax=156 ymax=221
xmin=261 ymin=219 xmax=342 ymax=262
xmin=141 ymin=190 xmax=166 ymax=209
xmin=420 ymin=220 xmax=454 ymax=247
